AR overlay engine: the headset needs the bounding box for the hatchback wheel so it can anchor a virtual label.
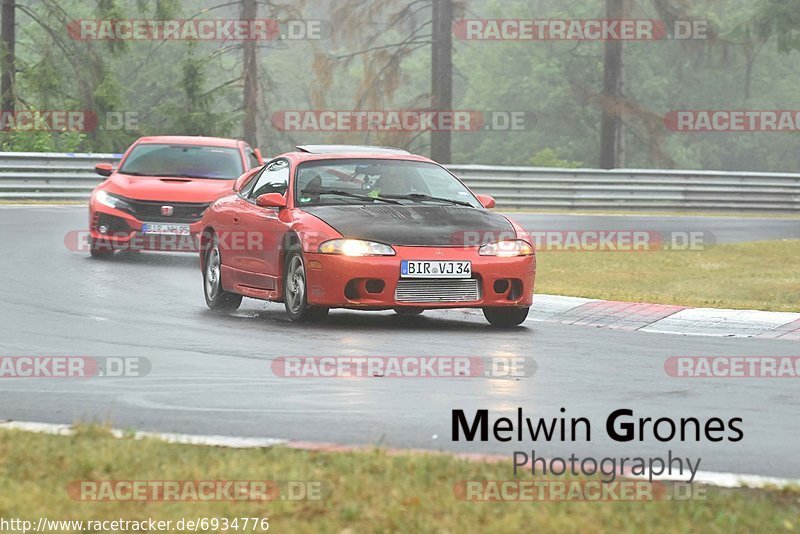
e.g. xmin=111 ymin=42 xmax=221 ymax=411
xmin=89 ymin=238 xmax=114 ymax=258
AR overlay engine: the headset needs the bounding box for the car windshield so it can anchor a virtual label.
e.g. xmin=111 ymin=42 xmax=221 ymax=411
xmin=295 ymin=159 xmax=482 ymax=208
xmin=119 ymin=143 xmax=243 ymax=180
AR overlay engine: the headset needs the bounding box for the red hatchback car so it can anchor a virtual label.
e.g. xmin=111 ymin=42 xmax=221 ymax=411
xmin=199 ymin=145 xmax=536 ymax=327
xmin=89 ymin=135 xmax=263 ymax=256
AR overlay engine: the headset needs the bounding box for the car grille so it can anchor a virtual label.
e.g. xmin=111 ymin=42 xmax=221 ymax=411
xmin=395 ymin=279 xmax=481 ymax=303
xmin=119 ymin=199 xmax=210 ymax=223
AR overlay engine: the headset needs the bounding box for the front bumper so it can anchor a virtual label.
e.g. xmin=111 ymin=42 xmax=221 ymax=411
xmin=89 ymin=202 xmax=203 ymax=252
xmin=304 ymin=246 xmax=535 ymax=309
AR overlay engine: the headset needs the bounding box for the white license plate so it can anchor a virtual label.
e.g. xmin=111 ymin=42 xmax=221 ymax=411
xmin=401 ymin=260 xmax=471 ymax=278
xmin=141 ymin=222 xmax=191 ymax=235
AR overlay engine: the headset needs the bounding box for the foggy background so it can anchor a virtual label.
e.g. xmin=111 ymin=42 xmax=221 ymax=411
xmin=2 ymin=0 xmax=799 ymax=171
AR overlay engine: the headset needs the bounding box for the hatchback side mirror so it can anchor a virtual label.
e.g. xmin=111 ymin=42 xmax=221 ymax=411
xmin=95 ymin=163 xmax=114 ymax=177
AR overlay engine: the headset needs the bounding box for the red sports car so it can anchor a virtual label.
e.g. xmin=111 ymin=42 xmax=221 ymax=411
xmin=199 ymin=145 xmax=536 ymax=327
xmin=88 ymin=135 xmax=263 ymax=256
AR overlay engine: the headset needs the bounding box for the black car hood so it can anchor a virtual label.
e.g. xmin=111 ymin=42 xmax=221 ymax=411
xmin=303 ymin=204 xmax=515 ymax=246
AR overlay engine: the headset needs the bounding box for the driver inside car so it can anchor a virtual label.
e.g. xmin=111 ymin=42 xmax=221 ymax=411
xmin=369 ymin=168 xmax=412 ymax=198
xmin=298 ymin=172 xmax=323 ymax=204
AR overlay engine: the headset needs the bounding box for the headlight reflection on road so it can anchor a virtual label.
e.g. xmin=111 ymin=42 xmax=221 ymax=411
xmin=484 ymin=351 xmax=528 ymax=411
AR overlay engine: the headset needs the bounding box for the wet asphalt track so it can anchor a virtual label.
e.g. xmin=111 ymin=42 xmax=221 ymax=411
xmin=0 ymin=206 xmax=799 ymax=479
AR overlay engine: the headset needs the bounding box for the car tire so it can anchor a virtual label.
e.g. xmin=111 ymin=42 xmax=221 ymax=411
xmin=203 ymin=236 xmax=242 ymax=312
xmin=483 ymin=306 xmax=529 ymax=328
xmin=89 ymin=238 xmax=114 ymax=258
xmin=284 ymin=250 xmax=328 ymax=322
xmin=394 ymin=307 xmax=424 ymax=316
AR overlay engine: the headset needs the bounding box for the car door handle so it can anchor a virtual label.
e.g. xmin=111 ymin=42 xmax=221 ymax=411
xmin=232 ymin=216 xmax=240 ymax=224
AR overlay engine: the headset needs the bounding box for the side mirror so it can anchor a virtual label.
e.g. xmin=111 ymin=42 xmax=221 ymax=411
xmin=95 ymin=163 xmax=113 ymax=177
xmin=253 ymin=148 xmax=264 ymax=165
xmin=256 ymin=193 xmax=287 ymax=208
xmin=476 ymin=194 xmax=495 ymax=209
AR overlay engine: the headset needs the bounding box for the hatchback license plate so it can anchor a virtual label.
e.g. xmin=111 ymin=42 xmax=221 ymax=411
xmin=401 ymin=260 xmax=471 ymax=278
xmin=141 ymin=223 xmax=191 ymax=235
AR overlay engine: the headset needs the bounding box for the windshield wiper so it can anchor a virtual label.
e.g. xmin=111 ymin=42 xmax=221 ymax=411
xmin=313 ymin=189 xmax=401 ymax=204
xmin=382 ymin=193 xmax=473 ymax=207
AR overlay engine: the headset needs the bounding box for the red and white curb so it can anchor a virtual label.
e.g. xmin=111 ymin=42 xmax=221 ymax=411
xmin=2 ymin=420 xmax=798 ymax=490
xmin=529 ymin=294 xmax=800 ymax=339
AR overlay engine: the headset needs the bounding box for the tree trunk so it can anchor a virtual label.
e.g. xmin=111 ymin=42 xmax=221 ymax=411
xmin=430 ymin=0 xmax=453 ymax=163
xmin=599 ymin=0 xmax=625 ymax=169
xmin=1 ymin=0 xmax=15 ymax=113
xmin=241 ymin=0 xmax=259 ymax=147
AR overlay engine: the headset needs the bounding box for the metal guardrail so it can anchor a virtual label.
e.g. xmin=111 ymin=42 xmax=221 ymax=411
xmin=1 ymin=152 xmax=799 ymax=211
xmin=0 ymin=152 xmax=121 ymax=200
xmin=448 ymin=165 xmax=800 ymax=212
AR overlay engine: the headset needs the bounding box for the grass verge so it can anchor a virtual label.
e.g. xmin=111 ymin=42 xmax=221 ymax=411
xmin=1 ymin=426 xmax=799 ymax=533
xmin=536 ymin=239 xmax=800 ymax=312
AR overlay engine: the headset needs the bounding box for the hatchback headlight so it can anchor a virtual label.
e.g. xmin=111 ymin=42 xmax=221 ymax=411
xmin=94 ymin=190 xmax=129 ymax=210
xmin=319 ymin=239 xmax=396 ymax=256
xmin=479 ymin=240 xmax=534 ymax=257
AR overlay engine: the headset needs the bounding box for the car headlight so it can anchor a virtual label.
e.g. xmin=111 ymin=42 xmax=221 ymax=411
xmin=318 ymin=239 xmax=396 ymax=256
xmin=479 ymin=240 xmax=534 ymax=257
xmin=94 ymin=190 xmax=129 ymax=210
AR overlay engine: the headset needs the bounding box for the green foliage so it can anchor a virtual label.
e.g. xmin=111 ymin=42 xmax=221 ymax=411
xmin=0 ymin=130 xmax=86 ymax=152
xmin=5 ymin=0 xmax=800 ymax=172
xmin=529 ymin=149 xmax=583 ymax=168
xmin=0 ymin=130 xmax=56 ymax=152
xmin=17 ymin=54 xmax=59 ymax=108
xmin=57 ymin=130 xmax=87 ymax=152
xmin=754 ymin=0 xmax=800 ymax=53
xmin=167 ymin=42 xmax=237 ymax=137
xmin=92 ymin=70 xmax=123 ymax=114
xmin=95 ymin=0 xmax=129 ymax=54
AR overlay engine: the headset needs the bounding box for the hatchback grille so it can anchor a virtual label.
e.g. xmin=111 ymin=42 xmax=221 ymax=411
xmin=395 ymin=279 xmax=481 ymax=303
xmin=119 ymin=199 xmax=210 ymax=223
